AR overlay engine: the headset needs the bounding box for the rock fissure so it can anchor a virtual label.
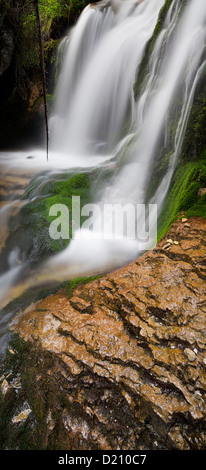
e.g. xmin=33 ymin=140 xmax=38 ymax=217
xmin=58 ymin=324 xmax=155 ymax=378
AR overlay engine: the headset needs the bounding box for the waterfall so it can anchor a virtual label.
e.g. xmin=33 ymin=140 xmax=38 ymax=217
xmin=0 ymin=0 xmax=206 ymax=317
xmin=50 ymin=0 xmax=165 ymax=155
xmin=44 ymin=0 xmax=206 ymax=277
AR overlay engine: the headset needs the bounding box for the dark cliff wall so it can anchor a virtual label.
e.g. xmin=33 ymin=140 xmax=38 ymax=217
xmin=0 ymin=0 xmax=91 ymax=149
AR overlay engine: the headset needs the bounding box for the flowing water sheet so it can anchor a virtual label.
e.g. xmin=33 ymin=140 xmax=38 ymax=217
xmin=0 ymin=0 xmax=206 ymax=334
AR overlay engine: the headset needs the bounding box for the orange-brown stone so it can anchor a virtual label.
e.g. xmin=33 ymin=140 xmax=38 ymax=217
xmin=11 ymin=217 xmax=206 ymax=449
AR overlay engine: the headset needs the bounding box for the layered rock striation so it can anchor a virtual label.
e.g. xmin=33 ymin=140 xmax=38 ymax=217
xmin=2 ymin=217 xmax=206 ymax=449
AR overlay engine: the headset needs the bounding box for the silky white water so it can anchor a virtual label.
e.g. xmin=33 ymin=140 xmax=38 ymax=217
xmin=0 ymin=0 xmax=206 ymax=318
xmin=50 ymin=0 xmax=165 ymax=155
xmin=45 ymin=0 xmax=206 ymax=277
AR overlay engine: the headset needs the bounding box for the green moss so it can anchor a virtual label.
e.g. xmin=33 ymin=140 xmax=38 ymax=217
xmin=65 ymin=274 xmax=102 ymax=299
xmin=0 ymin=336 xmax=32 ymax=449
xmin=0 ymin=334 xmax=61 ymax=449
xmin=19 ymin=0 xmax=91 ymax=68
xmin=21 ymin=171 xmax=92 ymax=258
xmin=185 ymin=194 xmax=206 ymax=219
xmin=157 ymin=161 xmax=206 ymax=240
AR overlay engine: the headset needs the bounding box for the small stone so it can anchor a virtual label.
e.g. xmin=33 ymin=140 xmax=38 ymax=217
xmin=46 ymin=410 xmax=55 ymax=434
xmin=11 ymin=375 xmax=22 ymax=391
xmin=188 ymin=367 xmax=199 ymax=381
xmin=8 ymin=348 xmax=15 ymax=355
xmin=182 ymin=218 xmax=188 ymax=222
xmin=163 ymin=243 xmax=171 ymax=249
xmin=184 ymin=223 xmax=190 ymax=228
xmin=1 ymin=379 xmax=10 ymax=396
xmin=173 ymin=241 xmax=179 ymax=245
xmin=198 ymin=188 xmax=206 ymax=198
xmin=166 ymin=239 xmax=173 ymax=244
xmin=12 ymin=407 xmax=32 ymax=424
xmin=168 ymin=425 xmax=190 ymax=450
xmin=184 ymin=348 xmax=196 ymax=362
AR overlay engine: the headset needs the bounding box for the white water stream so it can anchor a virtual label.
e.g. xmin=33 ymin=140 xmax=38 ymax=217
xmin=0 ymin=0 xmax=206 ymax=321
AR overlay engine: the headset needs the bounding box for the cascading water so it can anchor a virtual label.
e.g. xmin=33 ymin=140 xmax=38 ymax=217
xmin=44 ymin=0 xmax=206 ymax=276
xmin=0 ymin=0 xmax=206 ymax=346
xmin=50 ymin=0 xmax=165 ymax=155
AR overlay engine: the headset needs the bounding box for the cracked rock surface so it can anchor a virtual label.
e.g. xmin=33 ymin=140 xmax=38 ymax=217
xmin=11 ymin=217 xmax=206 ymax=449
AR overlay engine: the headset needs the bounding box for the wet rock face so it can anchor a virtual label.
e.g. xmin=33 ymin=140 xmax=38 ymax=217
xmin=0 ymin=27 xmax=14 ymax=77
xmin=11 ymin=217 xmax=206 ymax=449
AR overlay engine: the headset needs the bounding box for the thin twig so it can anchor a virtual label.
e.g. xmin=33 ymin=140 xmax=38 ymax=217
xmin=33 ymin=0 xmax=49 ymax=161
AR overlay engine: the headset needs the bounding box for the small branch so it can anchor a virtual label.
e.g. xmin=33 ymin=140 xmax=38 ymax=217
xmin=33 ymin=0 xmax=49 ymax=161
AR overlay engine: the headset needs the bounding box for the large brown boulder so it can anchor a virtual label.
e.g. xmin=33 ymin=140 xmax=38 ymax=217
xmin=9 ymin=217 xmax=206 ymax=450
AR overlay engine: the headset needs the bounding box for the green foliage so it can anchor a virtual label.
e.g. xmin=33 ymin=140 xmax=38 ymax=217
xmin=65 ymin=274 xmax=102 ymax=298
xmin=157 ymin=161 xmax=206 ymax=240
xmin=21 ymin=171 xmax=92 ymax=259
xmin=18 ymin=0 xmax=90 ymax=68
xmin=185 ymin=194 xmax=206 ymax=219
xmin=0 ymin=334 xmax=59 ymax=449
xmin=19 ymin=0 xmax=63 ymax=67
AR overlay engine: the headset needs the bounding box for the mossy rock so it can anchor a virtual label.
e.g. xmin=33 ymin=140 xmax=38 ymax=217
xmin=0 ymin=334 xmax=59 ymax=449
xmin=181 ymin=66 xmax=206 ymax=163
xmin=21 ymin=171 xmax=93 ymax=259
xmin=157 ymin=161 xmax=206 ymax=240
xmin=185 ymin=193 xmax=206 ymax=219
xmin=134 ymin=0 xmax=175 ymax=100
xmin=64 ymin=274 xmax=102 ymax=299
